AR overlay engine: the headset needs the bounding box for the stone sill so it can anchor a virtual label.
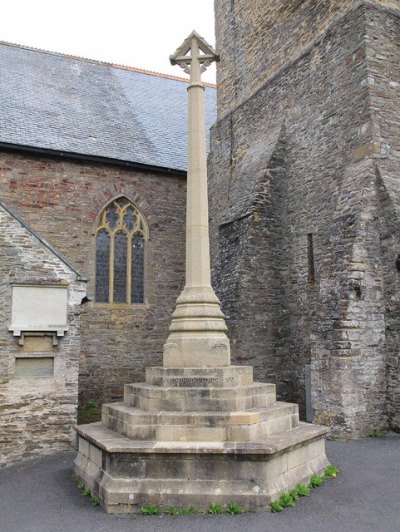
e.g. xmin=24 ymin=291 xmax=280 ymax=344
xmin=88 ymin=303 xmax=150 ymax=310
xmin=15 ymin=353 xmax=55 ymax=358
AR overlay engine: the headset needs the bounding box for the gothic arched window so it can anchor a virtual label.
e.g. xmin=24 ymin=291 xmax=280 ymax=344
xmin=95 ymin=197 xmax=147 ymax=304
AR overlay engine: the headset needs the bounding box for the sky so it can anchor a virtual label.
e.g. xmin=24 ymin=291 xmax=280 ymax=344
xmin=1 ymin=0 xmax=217 ymax=82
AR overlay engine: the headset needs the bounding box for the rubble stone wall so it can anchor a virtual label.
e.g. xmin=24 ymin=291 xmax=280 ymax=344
xmin=215 ymin=0 xmax=399 ymax=116
xmin=0 ymin=203 xmax=86 ymax=466
xmin=210 ymin=0 xmax=400 ymax=435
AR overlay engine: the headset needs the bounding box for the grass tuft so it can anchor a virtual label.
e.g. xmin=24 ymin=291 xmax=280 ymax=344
xmin=308 ymin=474 xmax=325 ymax=489
xmin=227 ymin=502 xmax=244 ymax=515
xmin=140 ymin=504 xmax=162 ymax=516
xmin=370 ymin=429 xmax=384 ymax=438
xmin=296 ymin=483 xmax=311 ymax=497
xmin=91 ymin=496 xmax=100 ymax=507
xmin=324 ymin=465 xmax=339 ymax=479
xmin=270 ymin=500 xmax=283 ymax=513
xmin=208 ymin=503 xmax=224 ymax=514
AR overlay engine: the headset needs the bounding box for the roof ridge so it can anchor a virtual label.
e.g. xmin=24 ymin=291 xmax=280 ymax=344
xmin=0 ymin=39 xmax=216 ymax=88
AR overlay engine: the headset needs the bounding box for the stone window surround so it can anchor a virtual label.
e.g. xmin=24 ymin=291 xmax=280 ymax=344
xmin=95 ymin=195 xmax=149 ymax=305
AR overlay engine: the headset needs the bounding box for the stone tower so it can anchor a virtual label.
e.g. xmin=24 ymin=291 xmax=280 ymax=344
xmin=210 ymin=0 xmax=400 ymax=437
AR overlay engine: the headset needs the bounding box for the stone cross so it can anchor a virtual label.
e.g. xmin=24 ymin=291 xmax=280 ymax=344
xmin=164 ymin=32 xmax=230 ymax=368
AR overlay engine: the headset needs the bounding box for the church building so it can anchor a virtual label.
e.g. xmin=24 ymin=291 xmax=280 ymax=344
xmin=1 ymin=0 xmax=400 ymax=467
xmin=0 ymin=40 xmax=216 ymax=466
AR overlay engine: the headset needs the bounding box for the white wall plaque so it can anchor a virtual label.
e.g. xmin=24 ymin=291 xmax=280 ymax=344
xmin=9 ymin=285 xmax=68 ymax=339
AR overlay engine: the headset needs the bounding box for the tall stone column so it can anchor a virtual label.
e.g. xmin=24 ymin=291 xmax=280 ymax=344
xmin=164 ymin=32 xmax=230 ymax=368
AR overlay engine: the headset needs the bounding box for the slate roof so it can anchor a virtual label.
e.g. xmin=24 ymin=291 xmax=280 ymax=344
xmin=0 ymin=41 xmax=217 ymax=173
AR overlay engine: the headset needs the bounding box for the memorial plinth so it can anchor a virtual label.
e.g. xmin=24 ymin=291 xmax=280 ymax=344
xmin=75 ymin=367 xmax=328 ymax=513
xmin=74 ymin=32 xmax=329 ymax=513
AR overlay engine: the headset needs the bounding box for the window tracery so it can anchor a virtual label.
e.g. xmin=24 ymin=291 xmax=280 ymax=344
xmin=95 ymin=197 xmax=147 ymax=304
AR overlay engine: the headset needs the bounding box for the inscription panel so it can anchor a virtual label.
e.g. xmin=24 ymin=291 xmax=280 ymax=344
xmin=15 ymin=357 xmax=54 ymax=377
xmin=21 ymin=336 xmax=53 ymax=353
xmin=170 ymin=377 xmax=219 ymax=387
xmin=9 ymin=285 xmax=68 ymax=335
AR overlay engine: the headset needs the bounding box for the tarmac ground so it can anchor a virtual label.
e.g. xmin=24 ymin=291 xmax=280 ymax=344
xmin=0 ymin=433 xmax=399 ymax=532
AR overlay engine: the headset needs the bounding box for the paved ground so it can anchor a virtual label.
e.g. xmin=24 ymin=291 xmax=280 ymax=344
xmin=0 ymin=434 xmax=399 ymax=532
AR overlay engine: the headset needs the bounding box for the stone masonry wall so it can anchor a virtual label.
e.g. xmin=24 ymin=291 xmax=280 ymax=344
xmin=210 ymin=1 xmax=400 ymax=435
xmin=366 ymin=5 xmax=400 ymax=429
xmin=0 ymin=203 xmax=86 ymax=466
xmin=0 ymin=151 xmax=186 ymax=408
xmin=215 ymin=0 xmax=399 ymax=117
xmin=211 ymin=126 xmax=292 ymax=400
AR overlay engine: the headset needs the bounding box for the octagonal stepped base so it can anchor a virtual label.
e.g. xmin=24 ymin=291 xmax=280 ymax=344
xmin=74 ymin=422 xmax=329 ymax=514
xmin=74 ymin=365 xmax=329 ymax=513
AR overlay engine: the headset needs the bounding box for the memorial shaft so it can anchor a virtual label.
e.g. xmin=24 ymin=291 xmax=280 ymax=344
xmin=164 ymin=33 xmax=230 ymax=367
xmin=186 ymin=38 xmax=211 ymax=288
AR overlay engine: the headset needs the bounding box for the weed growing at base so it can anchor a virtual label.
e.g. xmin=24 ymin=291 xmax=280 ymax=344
xmin=208 ymin=503 xmax=224 ymax=514
xmin=165 ymin=506 xmax=198 ymax=516
xmin=74 ymin=465 xmax=340 ymax=517
xmin=73 ymin=476 xmax=101 ymax=509
xmin=91 ymin=496 xmax=100 ymax=507
xmin=141 ymin=504 xmax=162 ymax=516
xmin=227 ymin=502 xmax=244 ymax=515
xmin=140 ymin=502 xmax=244 ymax=516
xmin=309 ymin=474 xmax=325 ymax=488
xmin=270 ymin=465 xmax=339 ymax=513
xmin=73 ymin=473 xmax=245 ymax=515
xmin=370 ymin=429 xmax=384 ymax=438
xmin=324 ymin=464 xmax=339 ymax=478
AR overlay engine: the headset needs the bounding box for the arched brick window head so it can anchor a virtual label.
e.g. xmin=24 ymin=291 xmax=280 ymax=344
xmin=95 ymin=197 xmax=147 ymax=304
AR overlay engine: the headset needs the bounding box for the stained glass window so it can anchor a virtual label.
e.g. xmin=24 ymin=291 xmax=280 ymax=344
xmin=95 ymin=229 xmax=110 ymax=302
xmin=95 ymin=197 xmax=147 ymax=303
xmin=106 ymin=204 xmax=118 ymax=229
xmin=132 ymin=234 xmax=145 ymax=303
xmin=124 ymin=207 xmax=136 ymax=231
xmin=114 ymin=231 xmax=128 ymax=303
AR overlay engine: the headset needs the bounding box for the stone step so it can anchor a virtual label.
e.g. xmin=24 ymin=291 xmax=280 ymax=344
xmin=124 ymin=382 xmax=276 ymax=412
xmin=76 ymin=420 xmax=328 ymax=455
xmin=74 ymin=421 xmax=330 ymax=512
xmin=102 ymin=401 xmax=299 ymax=441
xmin=145 ymin=365 xmax=254 ymax=387
xmin=103 ymin=401 xmax=297 ymax=427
